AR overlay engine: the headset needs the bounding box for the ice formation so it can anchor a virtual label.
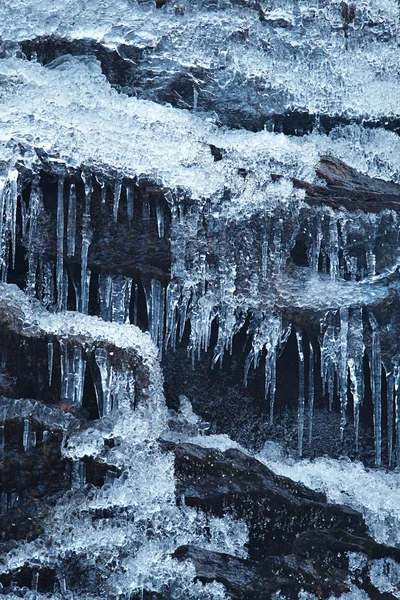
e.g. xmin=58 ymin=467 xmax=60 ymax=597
xmin=0 ymin=0 xmax=399 ymax=597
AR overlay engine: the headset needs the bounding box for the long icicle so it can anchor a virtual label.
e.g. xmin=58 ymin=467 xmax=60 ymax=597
xmin=67 ymin=183 xmax=76 ymax=257
xmin=80 ymin=173 xmax=92 ymax=314
xmin=369 ymin=314 xmax=382 ymax=467
xmin=308 ymin=340 xmax=314 ymax=445
xmin=387 ymin=369 xmax=394 ymax=466
xmin=296 ymin=331 xmax=305 ymax=457
xmin=56 ymin=177 xmax=65 ymax=310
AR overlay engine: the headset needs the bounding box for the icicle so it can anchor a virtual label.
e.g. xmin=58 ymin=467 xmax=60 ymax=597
xmin=98 ymin=273 xmax=112 ymax=321
xmin=67 ymin=183 xmax=76 ymax=257
xmin=8 ymin=170 xmax=18 ymax=271
xmin=165 ymin=281 xmax=181 ymax=350
xmin=150 ymin=279 xmax=165 ymax=348
xmin=113 ymin=179 xmax=122 ymax=222
xmin=133 ymin=282 xmax=139 ymax=326
xmin=80 ymin=173 xmax=93 ymax=314
xmin=308 ymin=341 xmax=314 ymax=445
xmin=73 ymin=346 xmax=86 ymax=406
xmin=111 ymin=276 xmax=132 ymax=324
xmin=366 ymin=214 xmax=378 ymax=276
xmin=0 ymin=426 xmax=4 ymax=453
xmin=395 ymin=365 xmax=400 ymax=467
xmin=56 ymin=177 xmax=65 ymax=310
xmin=23 ymin=418 xmax=30 ymax=451
xmin=48 ymin=341 xmax=54 ymax=386
xmin=59 ymin=340 xmax=86 ymax=405
xmin=348 ymin=308 xmax=364 ymax=453
xmin=126 ymin=185 xmax=134 ymax=224
xmin=309 ymin=215 xmax=322 ymax=272
xmin=155 ymin=199 xmax=165 ymax=238
xmin=95 ymin=347 xmax=112 ymax=417
xmin=296 ymin=331 xmax=305 ymax=457
xmin=387 ymin=369 xmax=395 ymax=466
xmin=19 ymin=190 xmax=27 ymax=240
xmin=369 ymin=314 xmax=382 ymax=467
xmin=339 ymin=307 xmax=349 ymax=441
xmin=329 ymin=214 xmax=339 ymax=281
xmin=32 ymin=572 xmax=39 ymax=592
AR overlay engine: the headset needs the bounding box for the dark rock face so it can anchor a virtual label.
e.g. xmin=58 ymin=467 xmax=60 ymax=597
xmin=168 ymin=441 xmax=400 ymax=599
xmin=161 ymin=440 xmax=367 ymax=559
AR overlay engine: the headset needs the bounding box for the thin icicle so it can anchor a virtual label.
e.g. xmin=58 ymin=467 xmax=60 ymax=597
xmin=80 ymin=173 xmax=93 ymax=314
xmin=56 ymin=177 xmax=65 ymax=310
xmin=67 ymin=183 xmax=77 ymax=257
xmin=133 ymin=282 xmax=138 ymax=326
xmin=347 ymin=307 xmax=364 ymax=453
xmin=98 ymin=273 xmax=112 ymax=321
xmin=296 ymin=331 xmax=305 ymax=457
xmin=113 ymin=179 xmax=122 ymax=222
xmin=165 ymin=281 xmax=181 ymax=350
xmin=395 ymin=365 xmax=400 ymax=467
xmin=339 ymin=307 xmax=349 ymax=441
xmin=369 ymin=314 xmax=382 ymax=467
xmin=329 ymin=214 xmax=339 ymax=281
xmin=126 ymin=186 xmax=134 ymax=224
xmin=308 ymin=341 xmax=314 ymax=445
xmin=155 ymin=199 xmax=165 ymax=238
xmin=387 ymin=369 xmax=394 ymax=466
xmin=309 ymin=215 xmax=322 ymax=272
xmin=48 ymin=341 xmax=54 ymax=386
xmin=8 ymin=170 xmax=18 ymax=272
xmin=23 ymin=418 xmax=30 ymax=452
xmin=95 ymin=347 xmax=112 ymax=416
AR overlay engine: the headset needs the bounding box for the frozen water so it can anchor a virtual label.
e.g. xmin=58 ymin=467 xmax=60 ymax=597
xmin=259 ymin=446 xmax=400 ymax=547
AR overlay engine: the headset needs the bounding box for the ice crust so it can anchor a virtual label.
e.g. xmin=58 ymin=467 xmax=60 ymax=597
xmin=0 ymin=0 xmax=399 ymax=125
xmin=259 ymin=444 xmax=400 ymax=548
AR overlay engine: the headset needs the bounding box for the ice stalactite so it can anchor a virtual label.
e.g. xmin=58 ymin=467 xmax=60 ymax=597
xmin=348 ymin=308 xmax=365 ymax=452
xmin=165 ymin=280 xmax=182 ymax=351
xmin=244 ymin=314 xmax=287 ymax=423
xmin=308 ymin=215 xmax=322 ymax=273
xmin=94 ymin=346 xmax=113 ymax=416
xmin=25 ymin=180 xmax=43 ymax=297
xmin=386 ymin=369 xmax=395 ymax=467
xmin=56 ymin=177 xmax=65 ymax=310
xmin=48 ymin=341 xmax=54 ymax=386
xmin=369 ymin=314 xmax=382 ymax=467
xmin=296 ymin=331 xmax=305 ymax=457
xmin=92 ymin=346 xmax=137 ymax=416
xmin=113 ymin=179 xmax=122 ymax=222
xmin=99 ymin=274 xmax=132 ymax=324
xmin=67 ymin=182 xmax=77 ymax=258
xmin=366 ymin=215 xmax=378 ymax=277
xmin=308 ymin=341 xmax=315 ymax=446
xmin=126 ymin=185 xmax=134 ymax=224
xmin=329 ymin=214 xmax=339 ymax=282
xmin=395 ymin=366 xmax=400 ymax=467
xmin=0 ymin=170 xmax=18 ymax=281
xmin=338 ymin=307 xmax=349 ymax=440
xmin=155 ymin=199 xmax=165 ymax=238
xmin=80 ymin=173 xmax=93 ymax=314
xmin=320 ymin=307 xmax=366 ymax=447
xmin=59 ymin=339 xmax=86 ymax=407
